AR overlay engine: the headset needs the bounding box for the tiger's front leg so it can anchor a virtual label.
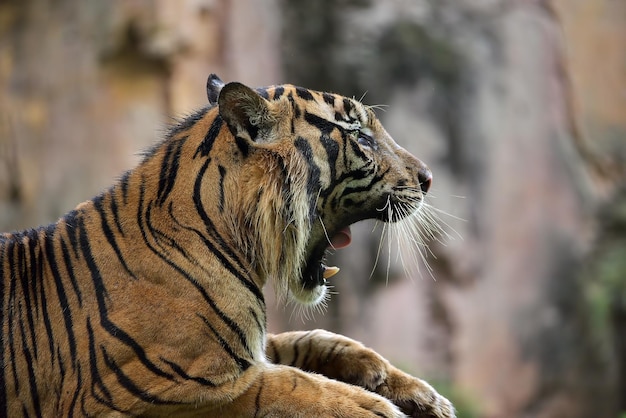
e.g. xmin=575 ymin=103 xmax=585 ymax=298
xmin=266 ymin=330 xmax=455 ymax=418
xmin=209 ymin=364 xmax=404 ymax=417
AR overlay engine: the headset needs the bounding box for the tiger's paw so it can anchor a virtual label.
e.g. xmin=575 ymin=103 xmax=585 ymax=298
xmin=348 ymin=356 xmax=454 ymax=418
xmin=375 ymin=370 xmax=455 ymax=418
xmin=309 ymin=331 xmax=455 ymax=418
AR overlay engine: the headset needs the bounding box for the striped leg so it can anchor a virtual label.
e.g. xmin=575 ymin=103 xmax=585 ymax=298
xmin=209 ymin=364 xmax=404 ymax=418
xmin=266 ymin=330 xmax=455 ymax=418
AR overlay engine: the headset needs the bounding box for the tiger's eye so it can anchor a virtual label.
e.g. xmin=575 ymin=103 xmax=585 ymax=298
xmin=357 ymin=133 xmax=376 ymax=149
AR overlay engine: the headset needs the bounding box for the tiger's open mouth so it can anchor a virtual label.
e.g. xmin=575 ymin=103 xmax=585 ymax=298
xmin=301 ymin=226 xmax=352 ymax=290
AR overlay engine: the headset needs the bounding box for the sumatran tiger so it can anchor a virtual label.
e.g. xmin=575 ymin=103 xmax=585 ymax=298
xmin=0 ymin=74 xmax=455 ymax=417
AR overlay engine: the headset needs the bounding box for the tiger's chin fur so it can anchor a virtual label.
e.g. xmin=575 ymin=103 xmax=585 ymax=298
xmin=0 ymin=74 xmax=454 ymax=418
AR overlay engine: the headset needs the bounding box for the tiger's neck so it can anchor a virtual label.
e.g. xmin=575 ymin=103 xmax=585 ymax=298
xmin=90 ymin=163 xmax=259 ymax=292
xmin=84 ymin=107 xmax=315 ymax=302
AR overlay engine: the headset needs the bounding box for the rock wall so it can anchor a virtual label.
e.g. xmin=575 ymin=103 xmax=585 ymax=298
xmin=0 ymin=0 xmax=281 ymax=232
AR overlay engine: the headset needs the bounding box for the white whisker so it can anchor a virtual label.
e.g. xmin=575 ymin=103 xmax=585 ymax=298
xmin=365 ymin=103 xmax=389 ymax=113
xmin=285 ymin=188 xmax=461 ymax=323
xmin=375 ymin=192 xmax=459 ymax=282
xmin=318 ymin=216 xmax=335 ymax=249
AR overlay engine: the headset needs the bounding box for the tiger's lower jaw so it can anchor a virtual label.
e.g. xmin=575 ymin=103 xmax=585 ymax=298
xmin=288 ymin=258 xmax=333 ymax=305
xmin=290 ymin=227 xmax=353 ymax=305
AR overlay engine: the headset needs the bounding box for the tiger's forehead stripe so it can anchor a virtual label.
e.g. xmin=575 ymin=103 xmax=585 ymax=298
xmin=260 ymin=84 xmax=371 ymax=133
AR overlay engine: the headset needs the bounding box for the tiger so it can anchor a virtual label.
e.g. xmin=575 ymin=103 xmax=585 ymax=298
xmin=0 ymin=74 xmax=455 ymax=417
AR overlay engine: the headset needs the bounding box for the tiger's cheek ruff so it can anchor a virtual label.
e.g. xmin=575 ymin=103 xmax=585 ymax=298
xmin=214 ymin=109 xmax=320 ymax=305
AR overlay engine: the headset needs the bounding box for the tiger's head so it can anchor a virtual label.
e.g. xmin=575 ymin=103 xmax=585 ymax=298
xmin=203 ymin=75 xmax=432 ymax=305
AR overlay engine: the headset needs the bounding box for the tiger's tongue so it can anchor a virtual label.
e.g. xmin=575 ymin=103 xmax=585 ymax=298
xmin=330 ymin=226 xmax=352 ymax=249
xmin=322 ymin=227 xmax=352 ymax=279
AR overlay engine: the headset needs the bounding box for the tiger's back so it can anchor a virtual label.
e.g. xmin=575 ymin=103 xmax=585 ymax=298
xmin=0 ymin=75 xmax=454 ymax=417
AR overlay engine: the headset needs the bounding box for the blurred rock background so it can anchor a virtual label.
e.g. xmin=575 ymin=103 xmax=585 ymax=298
xmin=1 ymin=0 xmax=624 ymax=416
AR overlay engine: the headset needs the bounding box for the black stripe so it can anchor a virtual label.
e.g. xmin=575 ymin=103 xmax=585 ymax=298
xmin=44 ymin=233 xmax=78 ymax=366
xmin=194 ymin=114 xmax=223 ymax=159
xmin=120 ymin=171 xmax=130 ymax=205
xmin=35 ymin=235 xmax=46 ymax=321
xmin=249 ymin=307 xmax=265 ymax=336
xmin=347 ymin=134 xmax=369 ymax=161
xmin=93 ymin=197 xmax=137 ymax=280
xmin=294 ymin=137 xmax=321 ymax=216
xmin=17 ymin=303 xmax=43 ymax=418
xmin=148 ymin=207 xmax=184 ymax=252
xmin=80 ymin=393 xmax=89 ymax=416
xmin=288 ymin=93 xmax=301 ymax=118
xmin=86 ymin=320 xmax=126 ymax=413
xmin=109 ymin=189 xmax=125 ymax=237
xmin=341 ymin=169 xmax=387 ymax=199
xmin=60 ymin=231 xmax=83 ymax=307
xmin=157 ymin=137 xmax=186 ymax=207
xmin=168 ymin=105 xmax=211 ymax=138
xmin=304 ymin=111 xmax=338 ymax=136
xmin=247 ymin=122 xmax=260 ymax=142
xmin=322 ymin=93 xmax=335 ymax=106
xmin=101 ymin=347 xmax=180 ymax=405
xmin=269 ymin=339 xmax=280 ymax=364
xmin=322 ymin=341 xmax=342 ymax=364
xmin=160 ymin=358 xmax=217 ymax=387
xmin=235 ymin=135 xmax=250 ymax=157
xmin=295 ymin=87 xmax=315 ymax=101
xmin=7 ymin=241 xmax=21 ymax=392
xmin=254 ymin=374 xmax=264 ymax=416
xmin=333 ymin=161 xmax=374 ymax=185
xmin=146 ymin=204 xmax=199 ymax=261
xmin=56 ymin=345 xmax=66 ymax=398
xmin=300 ymin=337 xmax=313 ymax=370
xmin=142 ymin=199 xmax=170 ymax=254
xmin=342 ymin=98 xmax=354 ymax=115
xmin=319 ymin=134 xmax=339 ymax=181
xmin=198 ymin=314 xmax=251 ymax=371
xmin=26 ymin=235 xmax=40 ymax=318
xmin=289 ymin=333 xmax=307 ymax=367
xmin=273 ymin=86 xmax=285 ymax=100
xmin=17 ymin=237 xmax=39 ymax=362
xmin=38 ymin=232 xmax=58 ymax=368
xmin=218 ymin=165 xmax=226 ymax=213
xmin=67 ymin=363 xmax=82 ymax=418
xmin=64 ymin=210 xmax=82 ymax=259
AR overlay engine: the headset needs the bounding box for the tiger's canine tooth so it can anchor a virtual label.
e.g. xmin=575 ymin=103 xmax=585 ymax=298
xmin=323 ymin=266 xmax=340 ymax=279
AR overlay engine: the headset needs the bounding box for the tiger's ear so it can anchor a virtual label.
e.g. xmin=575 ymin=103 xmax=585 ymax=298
xmin=218 ymin=82 xmax=272 ymax=142
xmin=206 ymin=74 xmax=225 ymax=105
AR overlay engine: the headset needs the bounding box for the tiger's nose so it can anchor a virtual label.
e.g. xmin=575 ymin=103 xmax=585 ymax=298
xmin=418 ymin=168 xmax=432 ymax=194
